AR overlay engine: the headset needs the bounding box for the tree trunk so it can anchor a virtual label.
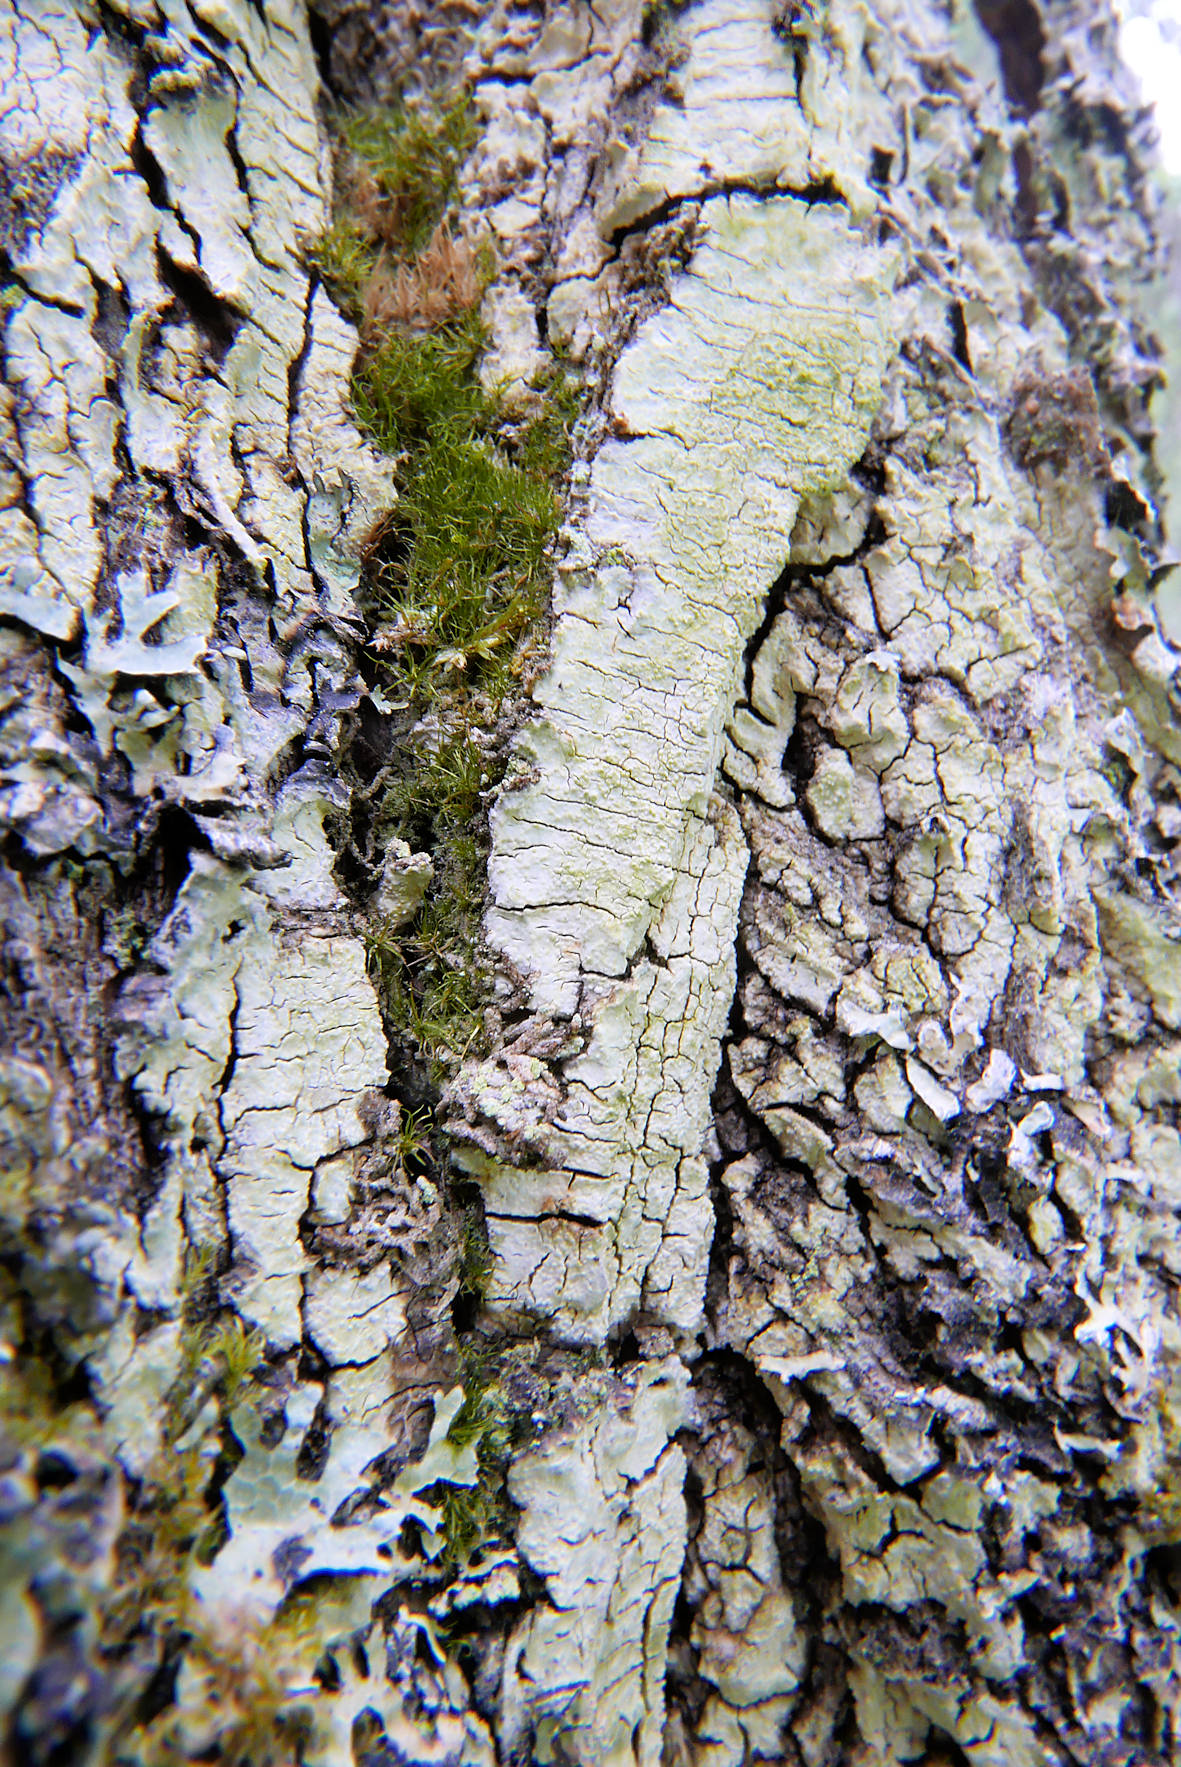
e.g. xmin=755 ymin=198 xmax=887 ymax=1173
xmin=3 ymin=0 xmax=1180 ymax=1763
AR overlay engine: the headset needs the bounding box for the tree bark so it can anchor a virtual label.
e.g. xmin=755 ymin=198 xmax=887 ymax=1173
xmin=3 ymin=0 xmax=1180 ymax=1764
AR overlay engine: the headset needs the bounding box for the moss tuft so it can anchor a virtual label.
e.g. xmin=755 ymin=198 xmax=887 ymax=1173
xmin=352 ymin=326 xmax=575 ymax=1074
xmin=456 ymin=1204 xmax=493 ymax=1303
xmin=313 ymin=93 xmax=582 ymax=1083
xmin=363 ymin=726 xmax=491 ymax=1078
xmin=435 ymin=1359 xmax=520 ymax=1571
xmin=357 ymin=321 xmax=562 ymax=700
xmin=340 ymin=98 xmax=479 ymax=260
xmin=310 ymin=96 xmax=479 ymax=318
xmin=354 ymin=308 xmax=487 ymax=448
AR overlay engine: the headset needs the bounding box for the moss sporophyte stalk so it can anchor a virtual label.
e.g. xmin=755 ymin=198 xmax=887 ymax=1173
xmin=313 ymin=95 xmax=579 ymax=1079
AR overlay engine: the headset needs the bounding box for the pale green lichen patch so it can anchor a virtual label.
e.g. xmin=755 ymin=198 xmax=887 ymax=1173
xmin=500 ymin=1358 xmax=689 ymax=1765
xmin=489 ymin=193 xmax=895 ymax=1010
xmin=597 ymin=0 xmax=809 ymax=230
xmin=695 ymin=0 xmax=1181 ymax=1753
xmin=460 ymin=191 xmax=896 ymax=1343
xmin=678 ymin=1399 xmax=807 ymax=1760
xmin=594 ymin=0 xmax=888 ymax=235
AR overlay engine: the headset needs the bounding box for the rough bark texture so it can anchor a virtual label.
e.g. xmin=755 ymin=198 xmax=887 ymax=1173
xmin=3 ymin=0 xmax=1181 ymax=1764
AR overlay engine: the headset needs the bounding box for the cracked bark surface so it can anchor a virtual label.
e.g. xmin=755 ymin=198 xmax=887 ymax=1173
xmin=3 ymin=0 xmax=1181 ymax=1763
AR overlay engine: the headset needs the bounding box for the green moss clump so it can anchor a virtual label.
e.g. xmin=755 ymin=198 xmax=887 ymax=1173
xmin=436 ymin=1363 xmax=518 ymax=1571
xmin=355 ymin=310 xmax=488 ymax=445
xmin=310 ymin=214 xmax=375 ymax=316
xmin=352 ymin=334 xmax=577 ymax=1074
xmin=355 ymin=317 xmax=564 ymax=703
xmin=456 ymin=1203 xmax=493 ymax=1303
xmin=342 ymin=98 xmax=478 ymax=255
xmin=364 ymin=727 xmax=490 ymax=1077
xmin=314 ymin=94 xmax=581 ymax=1079
xmin=311 ymin=97 xmax=478 ymax=313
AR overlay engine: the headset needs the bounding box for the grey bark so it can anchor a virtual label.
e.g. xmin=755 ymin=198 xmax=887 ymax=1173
xmin=2 ymin=0 xmax=1180 ymax=1764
